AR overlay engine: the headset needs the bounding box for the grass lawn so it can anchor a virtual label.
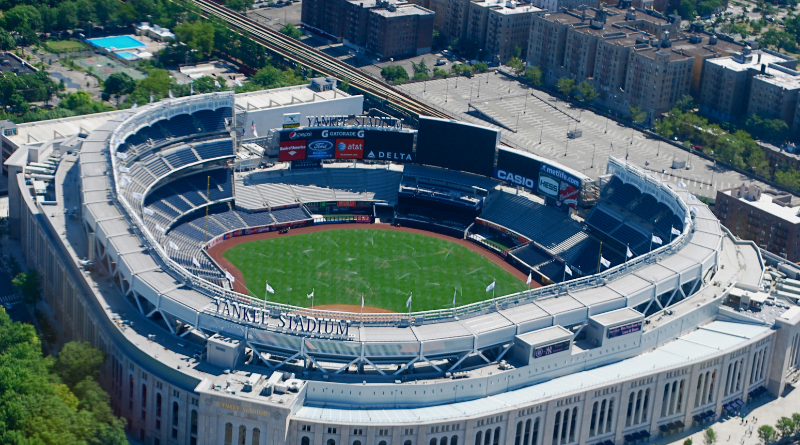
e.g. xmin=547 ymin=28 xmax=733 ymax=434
xmin=44 ymin=40 xmax=88 ymax=53
xmin=223 ymin=229 xmax=528 ymax=312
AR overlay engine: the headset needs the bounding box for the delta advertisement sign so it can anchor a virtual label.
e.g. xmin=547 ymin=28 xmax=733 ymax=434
xmin=278 ymin=128 xmax=414 ymax=163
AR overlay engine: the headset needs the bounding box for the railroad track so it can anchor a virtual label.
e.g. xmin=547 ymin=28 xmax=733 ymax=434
xmin=191 ymin=0 xmax=451 ymax=121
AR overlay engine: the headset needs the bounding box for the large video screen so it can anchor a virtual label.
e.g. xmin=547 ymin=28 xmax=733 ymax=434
xmin=495 ymin=148 xmax=541 ymax=192
xmin=415 ymin=117 xmax=498 ymax=177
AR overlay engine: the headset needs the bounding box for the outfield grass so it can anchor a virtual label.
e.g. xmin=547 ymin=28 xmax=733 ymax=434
xmin=223 ymin=229 xmax=528 ymax=312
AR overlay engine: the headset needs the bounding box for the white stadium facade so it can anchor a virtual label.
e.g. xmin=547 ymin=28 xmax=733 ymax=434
xmin=5 ymin=81 xmax=800 ymax=445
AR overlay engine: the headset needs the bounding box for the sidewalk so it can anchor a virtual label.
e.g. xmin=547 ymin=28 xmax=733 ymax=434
xmin=664 ymin=384 xmax=800 ymax=445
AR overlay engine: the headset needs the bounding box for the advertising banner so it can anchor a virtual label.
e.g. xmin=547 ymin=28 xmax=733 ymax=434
xmin=495 ymin=168 xmax=538 ymax=192
xmin=540 ymin=163 xmax=581 ymax=189
xmin=533 ymin=340 xmax=570 ymax=358
xmin=334 ymin=138 xmax=364 ymax=159
xmin=306 ymin=139 xmax=335 ymax=159
xmin=279 ymin=129 xmax=315 ymax=142
xmin=279 ymin=140 xmax=307 ymax=161
xmin=495 ymin=148 xmax=542 ymax=192
xmin=283 ymin=112 xmax=301 ymax=129
xmin=363 ymin=130 xmax=415 ymax=163
xmin=558 ymin=181 xmax=579 ymax=209
xmin=607 ymin=321 xmax=642 ymax=338
xmin=538 ymin=173 xmax=560 ymax=197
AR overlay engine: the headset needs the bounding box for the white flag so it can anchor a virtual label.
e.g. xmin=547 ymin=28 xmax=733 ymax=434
xmin=600 ymin=256 xmax=611 ymax=268
xmin=214 ymin=80 xmax=221 ymax=88
xmin=251 ymin=121 xmax=258 ymax=138
xmin=361 ymin=295 xmax=364 ymax=310
xmin=266 ymin=282 xmax=275 ymax=294
xmin=526 ymin=272 xmax=532 ymax=285
xmin=119 ymin=166 xmax=131 ymax=173
xmin=143 ymin=207 xmax=154 ymax=216
xmin=132 ymin=192 xmax=144 ymax=200
xmin=225 ymin=270 xmax=235 ymax=283
xmin=235 ymin=79 xmax=243 ymax=87
xmin=192 ymin=256 xmax=201 ymax=268
xmin=169 ymin=241 xmax=179 ymax=250
xmin=120 ymin=176 xmax=132 ymax=185
xmin=116 ymin=152 xmax=128 ymax=159
xmin=652 ymin=235 xmax=663 ymax=245
xmin=156 ymin=224 xmax=165 ymax=234
xmin=131 ymin=103 xmax=138 ymax=110
xmin=564 ymin=264 xmax=572 ymax=276
xmin=168 ymin=89 xmax=174 ymax=99
xmin=406 ymin=293 xmax=412 ymax=308
xmin=486 ymin=281 xmax=495 ymax=292
xmin=678 ymin=181 xmax=686 ymax=188
xmin=671 ymin=226 xmax=681 ymax=236
xmin=190 ymin=83 xmax=194 ymax=95
xmin=307 ymin=290 xmax=314 ymax=299
xmin=453 ymin=288 xmax=457 ymax=306
xmin=149 ymin=93 xmax=154 ymax=103
xmin=689 ymin=194 xmax=696 ymax=201
xmin=626 ymin=246 xmax=633 ymax=258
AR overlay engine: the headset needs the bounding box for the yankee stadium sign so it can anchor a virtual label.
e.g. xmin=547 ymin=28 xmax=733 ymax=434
xmin=212 ymin=298 xmax=352 ymax=337
xmin=306 ymin=115 xmax=404 ymax=129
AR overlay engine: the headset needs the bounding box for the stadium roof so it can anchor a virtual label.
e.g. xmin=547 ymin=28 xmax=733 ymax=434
xmin=295 ymin=321 xmax=768 ymax=423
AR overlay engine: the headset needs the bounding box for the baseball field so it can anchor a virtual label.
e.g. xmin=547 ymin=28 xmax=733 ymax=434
xmin=221 ymin=228 xmax=529 ymax=313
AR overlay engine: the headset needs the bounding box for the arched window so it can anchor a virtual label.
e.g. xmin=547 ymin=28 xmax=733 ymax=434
xmin=239 ymin=425 xmax=247 ymax=445
xmin=432 ymin=438 xmax=438 ymax=445
xmin=190 ymin=409 xmax=197 ymax=436
xmin=552 ymin=411 xmax=561 ymax=445
xmin=354 ymin=442 xmax=362 ymax=445
xmin=404 ymin=442 xmax=412 ymax=445
xmin=156 ymin=393 xmax=162 ymax=418
xmin=605 ymin=400 xmax=613 ymax=433
xmin=224 ymin=423 xmax=233 ymax=445
xmin=380 ymin=441 xmax=387 ymax=445
xmin=524 ymin=419 xmax=531 ymax=445
xmin=591 ymin=401 xmax=599 ymax=435
xmin=442 ymin=437 xmax=448 ymax=445
xmin=301 ymin=437 xmax=310 ymax=445
xmin=475 ymin=430 xmax=483 ymax=445
xmin=172 ymin=402 xmax=179 ymax=427
xmin=531 ymin=418 xmax=540 ymax=445
xmin=451 ymin=436 xmax=458 ymax=445
xmin=252 ymin=428 xmax=260 ymax=445
xmin=625 ymin=393 xmax=634 ymax=427
xmin=493 ymin=427 xmax=501 ymax=445
xmin=484 ymin=429 xmax=491 ymax=445
xmin=516 ymin=422 xmax=523 ymax=445
xmin=571 ymin=407 xmax=579 ymax=442
xmin=642 ymin=389 xmax=650 ymax=423
xmin=327 ymin=440 xmax=336 ymax=445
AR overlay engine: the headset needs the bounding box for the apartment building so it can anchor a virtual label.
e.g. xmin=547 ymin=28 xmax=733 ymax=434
xmin=485 ymin=2 xmax=541 ymax=62
xmin=302 ymin=0 xmax=434 ymax=59
xmin=624 ymin=46 xmax=694 ymax=116
xmin=747 ymin=64 xmax=800 ymax=130
xmin=715 ymin=184 xmax=800 ymax=262
xmin=367 ymin=4 xmax=435 ymax=58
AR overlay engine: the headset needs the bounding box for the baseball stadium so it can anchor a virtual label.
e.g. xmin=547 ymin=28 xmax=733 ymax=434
xmin=5 ymin=82 xmax=800 ymax=445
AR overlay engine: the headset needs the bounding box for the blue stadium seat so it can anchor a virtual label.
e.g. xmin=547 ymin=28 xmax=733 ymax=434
xmin=271 ymin=207 xmax=310 ymax=223
xmin=587 ymin=208 xmax=622 ymax=234
xmin=164 ymin=148 xmax=199 ymax=169
xmin=236 ymin=210 xmax=276 ymax=227
xmin=195 ymin=141 xmax=234 ymax=160
xmin=164 ymin=114 xmax=199 ymax=138
xmin=193 ymin=108 xmax=230 ymax=133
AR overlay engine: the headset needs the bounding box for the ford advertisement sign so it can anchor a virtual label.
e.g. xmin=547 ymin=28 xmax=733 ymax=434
xmin=306 ymin=139 xmax=335 ymax=159
xmin=540 ymin=164 xmax=581 ymax=189
xmin=495 ymin=168 xmax=537 ymax=191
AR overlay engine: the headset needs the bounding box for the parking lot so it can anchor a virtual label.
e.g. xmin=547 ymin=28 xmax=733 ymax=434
xmin=245 ymin=0 xmax=303 ymax=28
xmin=398 ymin=72 xmax=772 ymax=199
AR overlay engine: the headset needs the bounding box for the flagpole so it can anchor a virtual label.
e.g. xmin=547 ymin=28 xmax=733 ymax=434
xmin=597 ymin=241 xmax=603 ymax=273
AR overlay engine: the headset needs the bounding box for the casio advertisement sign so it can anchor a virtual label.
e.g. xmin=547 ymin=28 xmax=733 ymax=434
xmin=538 ymin=173 xmax=560 ymax=197
xmin=494 ymin=169 xmax=537 ymax=191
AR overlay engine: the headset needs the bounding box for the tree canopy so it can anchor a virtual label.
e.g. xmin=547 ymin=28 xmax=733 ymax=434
xmin=381 ymin=65 xmax=409 ymax=83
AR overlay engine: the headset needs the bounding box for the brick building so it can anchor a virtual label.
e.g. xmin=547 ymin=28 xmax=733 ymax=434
xmin=715 ymin=184 xmax=800 ymax=262
xmin=302 ymin=0 xmax=434 ymax=59
xmin=485 ymin=2 xmax=540 ymax=62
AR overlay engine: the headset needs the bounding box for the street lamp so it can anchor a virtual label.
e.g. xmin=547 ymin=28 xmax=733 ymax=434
xmin=564 ymin=139 xmax=569 ymax=156
xmin=523 ymin=92 xmax=528 ymax=114
xmin=605 ymin=116 xmax=609 ymax=133
xmin=445 ymin=78 xmax=449 ymax=102
xmin=539 ymin=121 xmax=543 ymax=144
xmin=516 ymin=111 xmax=521 ymax=133
xmin=591 ymin=143 xmax=596 ymax=169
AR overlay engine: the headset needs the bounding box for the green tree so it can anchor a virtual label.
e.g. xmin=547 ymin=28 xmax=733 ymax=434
xmin=12 ymin=269 xmax=41 ymax=307
xmin=792 ymin=413 xmax=800 ymax=435
xmin=575 ymin=80 xmax=598 ymax=103
xmin=675 ymin=94 xmax=696 ymax=112
xmin=507 ymin=56 xmax=525 ymax=76
xmin=55 ymin=341 xmax=105 ymax=388
xmin=432 ymin=68 xmax=448 ymax=78
xmin=684 ymin=439 xmax=693 ymax=445
xmin=175 ymin=20 xmax=216 ymax=57
xmin=523 ymin=66 xmax=543 ymax=86
xmin=703 ymin=428 xmax=717 ymax=445
xmin=628 ymin=104 xmax=647 ymax=124
xmin=452 ymin=63 xmax=473 ymax=77
xmin=192 ymin=75 xmax=225 ymax=93
xmin=411 ymin=59 xmax=431 ymax=80
xmin=473 ymin=61 xmax=489 ymax=73
xmin=776 ymin=417 xmax=795 ymax=440
xmin=511 ymin=44 xmax=522 ymax=59
xmin=279 ymin=23 xmax=302 ymax=40
xmin=136 ymin=68 xmax=173 ymax=97
xmin=556 ymin=77 xmax=576 ymax=97
xmin=380 ymin=65 xmax=409 ymax=82
xmin=338 ymin=77 xmax=350 ymax=93
xmin=744 ymin=113 xmax=790 ymax=142
xmin=59 ymin=90 xmax=93 ymax=110
xmin=758 ymin=425 xmax=776 ymax=445
xmin=103 ymin=72 xmax=136 ymax=97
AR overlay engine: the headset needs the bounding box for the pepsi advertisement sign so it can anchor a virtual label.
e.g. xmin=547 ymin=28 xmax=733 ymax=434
xmin=306 ymin=139 xmax=335 ymax=159
xmin=280 ymin=130 xmax=314 ymax=141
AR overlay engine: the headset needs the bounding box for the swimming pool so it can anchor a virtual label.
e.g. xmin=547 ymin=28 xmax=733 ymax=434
xmin=87 ymin=36 xmax=146 ymax=51
xmin=115 ymin=51 xmax=138 ymax=60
